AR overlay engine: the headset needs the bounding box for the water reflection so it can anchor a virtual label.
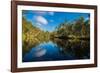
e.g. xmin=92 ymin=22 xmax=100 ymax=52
xmin=23 ymin=39 xmax=90 ymax=62
xmin=52 ymin=38 xmax=90 ymax=59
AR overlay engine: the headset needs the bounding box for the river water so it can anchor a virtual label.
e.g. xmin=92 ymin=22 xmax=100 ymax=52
xmin=23 ymin=39 xmax=90 ymax=62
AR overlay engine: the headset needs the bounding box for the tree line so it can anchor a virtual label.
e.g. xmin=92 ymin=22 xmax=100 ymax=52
xmin=22 ymin=16 xmax=90 ymax=52
xmin=51 ymin=16 xmax=90 ymax=39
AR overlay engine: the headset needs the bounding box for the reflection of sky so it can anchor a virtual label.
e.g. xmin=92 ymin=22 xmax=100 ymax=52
xmin=23 ymin=41 xmax=74 ymax=62
xmin=22 ymin=10 xmax=90 ymax=32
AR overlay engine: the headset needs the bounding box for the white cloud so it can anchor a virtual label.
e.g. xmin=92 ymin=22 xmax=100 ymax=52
xmin=34 ymin=11 xmax=54 ymax=16
xmin=35 ymin=16 xmax=48 ymax=25
xmin=34 ymin=11 xmax=46 ymax=15
xmin=48 ymin=12 xmax=54 ymax=16
xmin=36 ymin=22 xmax=42 ymax=25
xmin=85 ymin=17 xmax=89 ymax=21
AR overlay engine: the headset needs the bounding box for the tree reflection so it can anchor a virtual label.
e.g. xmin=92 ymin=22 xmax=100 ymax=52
xmin=51 ymin=38 xmax=90 ymax=59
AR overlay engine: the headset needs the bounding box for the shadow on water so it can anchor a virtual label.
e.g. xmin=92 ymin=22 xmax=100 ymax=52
xmin=22 ymin=38 xmax=90 ymax=62
xmin=51 ymin=38 xmax=90 ymax=59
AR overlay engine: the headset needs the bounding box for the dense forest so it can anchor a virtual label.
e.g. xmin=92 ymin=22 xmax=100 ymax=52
xmin=22 ymin=16 xmax=90 ymax=53
xmin=22 ymin=17 xmax=50 ymax=53
xmin=50 ymin=16 xmax=90 ymax=40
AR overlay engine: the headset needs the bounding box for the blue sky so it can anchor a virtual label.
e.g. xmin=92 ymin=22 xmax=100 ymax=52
xmin=22 ymin=10 xmax=90 ymax=32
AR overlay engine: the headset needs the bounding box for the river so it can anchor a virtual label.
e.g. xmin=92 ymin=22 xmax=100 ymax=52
xmin=23 ymin=39 xmax=90 ymax=62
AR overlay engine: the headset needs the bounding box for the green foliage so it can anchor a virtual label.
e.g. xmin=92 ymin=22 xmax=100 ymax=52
xmin=52 ymin=16 xmax=90 ymax=39
xmin=22 ymin=16 xmax=90 ymax=53
xmin=22 ymin=16 xmax=50 ymax=52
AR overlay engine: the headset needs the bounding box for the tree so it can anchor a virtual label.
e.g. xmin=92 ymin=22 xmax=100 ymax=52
xmin=81 ymin=23 xmax=87 ymax=36
xmin=72 ymin=16 xmax=84 ymax=36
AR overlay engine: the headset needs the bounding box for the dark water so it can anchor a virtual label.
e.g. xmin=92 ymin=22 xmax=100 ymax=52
xmin=23 ymin=39 xmax=90 ymax=62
